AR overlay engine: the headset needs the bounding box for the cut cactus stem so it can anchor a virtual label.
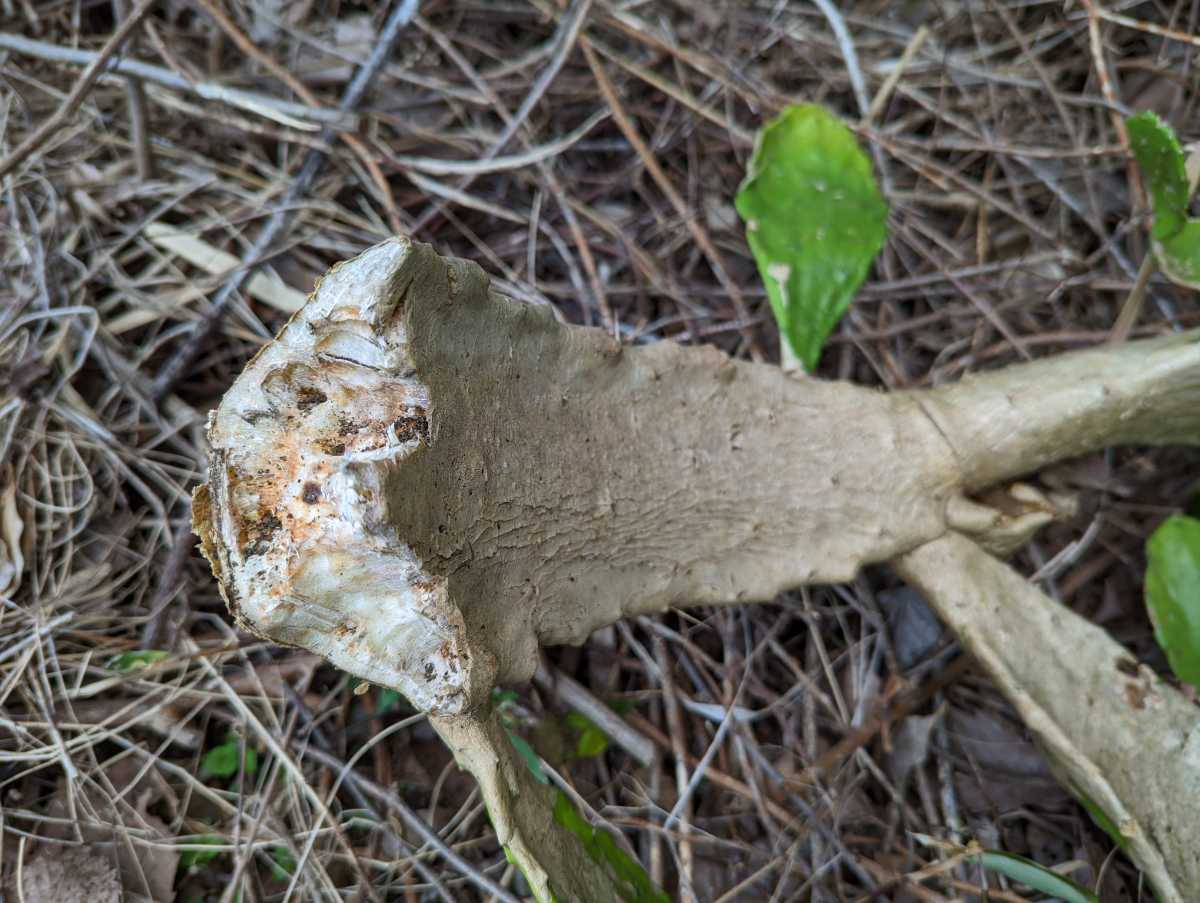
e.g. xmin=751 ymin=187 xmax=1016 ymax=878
xmin=194 ymin=238 xmax=1200 ymax=718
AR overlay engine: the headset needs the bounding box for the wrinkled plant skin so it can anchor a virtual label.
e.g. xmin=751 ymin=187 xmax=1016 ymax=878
xmin=897 ymin=534 xmax=1200 ymax=899
xmin=194 ymin=238 xmax=1200 ymax=900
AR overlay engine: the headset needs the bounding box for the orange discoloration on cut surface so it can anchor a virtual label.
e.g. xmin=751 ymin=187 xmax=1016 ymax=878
xmin=437 ymin=639 xmax=462 ymax=673
xmin=199 ymin=240 xmax=486 ymax=717
xmin=226 ymin=466 xmax=285 ymax=558
xmin=296 ymin=386 xmax=328 ymax=413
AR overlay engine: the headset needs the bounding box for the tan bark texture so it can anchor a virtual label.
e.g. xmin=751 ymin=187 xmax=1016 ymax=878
xmin=896 ymin=533 xmax=1200 ymax=903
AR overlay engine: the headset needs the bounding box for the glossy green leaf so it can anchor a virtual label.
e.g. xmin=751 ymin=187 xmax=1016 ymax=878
xmin=735 ymin=104 xmax=887 ymax=370
xmin=1158 ymin=223 xmax=1200 ymax=289
xmin=201 ymin=735 xmax=259 ymax=779
xmin=974 ymin=850 xmax=1098 ymax=903
xmin=1127 ymin=111 xmax=1200 ymax=289
xmin=1145 ymin=515 xmax=1200 ymax=688
xmin=1128 ymin=111 xmax=1190 ymax=240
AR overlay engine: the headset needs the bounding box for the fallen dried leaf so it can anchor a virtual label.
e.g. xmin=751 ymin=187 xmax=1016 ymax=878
xmin=0 ymin=477 xmax=24 ymax=596
xmin=142 ymin=222 xmax=307 ymax=314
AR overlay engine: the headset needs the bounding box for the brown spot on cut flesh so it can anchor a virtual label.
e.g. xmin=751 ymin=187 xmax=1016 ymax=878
xmin=241 ymin=510 xmax=282 ymax=558
xmin=1126 ymin=682 xmax=1148 ymax=710
xmin=437 ymin=640 xmax=460 ymax=673
xmin=392 ymin=408 xmax=428 ymax=444
xmin=296 ymin=386 xmax=328 ymax=412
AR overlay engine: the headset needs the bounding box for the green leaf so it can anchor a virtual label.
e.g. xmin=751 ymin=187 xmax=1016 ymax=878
xmin=492 ymin=688 xmax=519 ymax=707
xmin=574 ymin=725 xmax=609 ymax=760
xmin=1158 ymin=223 xmax=1200 ymax=289
xmin=1145 ymin=515 xmax=1200 ymax=687
xmin=1079 ymin=794 xmax=1128 ymax=851
xmin=109 ymin=649 xmax=168 ymax=672
xmin=974 ymin=850 xmax=1098 ymax=903
xmin=504 ymin=726 xmax=550 ymax=785
xmin=565 ymin=712 xmax=610 ymax=760
xmin=606 ymin=698 xmax=636 ymax=716
xmin=178 ymin=835 xmax=224 ymax=869
xmin=735 ymin=104 xmax=887 ymax=370
xmin=1128 ymin=111 xmax=1190 ymax=240
xmin=201 ymin=735 xmax=259 ymax=779
xmin=552 ymin=792 xmax=670 ymax=903
xmin=268 ymin=846 xmax=296 ymax=881
xmin=1127 ymin=111 xmax=1200 ymax=289
xmin=377 ymin=688 xmax=403 ymax=714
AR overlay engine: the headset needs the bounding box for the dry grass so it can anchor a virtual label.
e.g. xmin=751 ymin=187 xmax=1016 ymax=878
xmin=1 ymin=1 xmax=1198 ymax=900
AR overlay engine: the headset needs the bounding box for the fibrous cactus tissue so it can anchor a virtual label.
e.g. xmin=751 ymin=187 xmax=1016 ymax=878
xmin=195 ymin=240 xmax=485 ymax=713
xmin=196 ymin=237 xmax=1200 ymax=720
xmin=194 ymin=238 xmax=1200 ymax=900
xmin=195 ymin=237 xmax=959 ymax=715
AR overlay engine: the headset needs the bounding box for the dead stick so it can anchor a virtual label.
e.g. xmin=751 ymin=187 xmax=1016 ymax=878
xmin=150 ymin=0 xmax=419 ymax=401
xmin=0 ymin=0 xmax=158 ymax=182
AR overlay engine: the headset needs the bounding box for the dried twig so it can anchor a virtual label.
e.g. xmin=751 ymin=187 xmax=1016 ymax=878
xmin=0 ymin=0 xmax=158 ymax=181
xmin=112 ymin=0 xmax=154 ymax=179
xmin=0 ymin=32 xmax=357 ymax=129
xmin=532 ymin=662 xmax=656 ymax=767
xmin=303 ymin=745 xmax=521 ymax=903
xmin=581 ymin=39 xmax=764 ymax=360
xmin=149 ymin=0 xmax=420 ymax=400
